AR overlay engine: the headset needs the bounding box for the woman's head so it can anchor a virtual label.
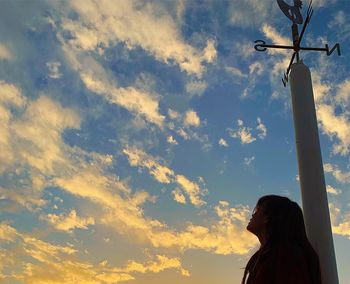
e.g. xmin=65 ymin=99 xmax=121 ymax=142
xmin=243 ymin=195 xmax=321 ymax=284
xmin=247 ymin=195 xmax=308 ymax=246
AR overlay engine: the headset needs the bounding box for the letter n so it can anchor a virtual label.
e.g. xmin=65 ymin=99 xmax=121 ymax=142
xmin=326 ymin=43 xmax=341 ymax=56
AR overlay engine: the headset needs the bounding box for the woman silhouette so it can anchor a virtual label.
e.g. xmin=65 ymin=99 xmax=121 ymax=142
xmin=242 ymin=195 xmax=322 ymax=284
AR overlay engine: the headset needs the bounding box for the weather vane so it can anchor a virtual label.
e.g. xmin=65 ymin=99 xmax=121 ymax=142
xmin=254 ymin=0 xmax=341 ymax=87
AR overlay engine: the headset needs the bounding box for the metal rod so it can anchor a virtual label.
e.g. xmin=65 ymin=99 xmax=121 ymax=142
xmin=286 ymin=52 xmax=296 ymax=75
xmin=259 ymin=44 xmax=295 ymax=49
xmin=299 ymin=47 xmax=328 ymax=51
xmin=298 ymin=15 xmax=310 ymax=46
xmin=299 ymin=2 xmax=313 ymax=45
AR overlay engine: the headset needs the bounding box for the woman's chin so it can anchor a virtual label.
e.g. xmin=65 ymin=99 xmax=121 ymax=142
xmin=246 ymin=222 xmax=257 ymax=234
xmin=246 ymin=223 xmax=252 ymax=232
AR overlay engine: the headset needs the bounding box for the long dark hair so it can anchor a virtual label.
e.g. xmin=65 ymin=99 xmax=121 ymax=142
xmin=242 ymin=195 xmax=321 ymax=284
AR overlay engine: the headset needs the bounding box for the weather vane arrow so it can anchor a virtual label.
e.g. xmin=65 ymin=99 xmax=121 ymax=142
xmin=254 ymin=0 xmax=341 ymax=87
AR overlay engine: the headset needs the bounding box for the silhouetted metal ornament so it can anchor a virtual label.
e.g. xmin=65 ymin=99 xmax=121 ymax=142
xmin=253 ymin=0 xmax=341 ymax=87
xmin=277 ymin=0 xmax=303 ymax=24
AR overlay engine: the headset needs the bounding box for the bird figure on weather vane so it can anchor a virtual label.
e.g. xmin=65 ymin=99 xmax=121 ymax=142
xmin=254 ymin=0 xmax=341 ymax=87
xmin=277 ymin=0 xmax=303 ymax=24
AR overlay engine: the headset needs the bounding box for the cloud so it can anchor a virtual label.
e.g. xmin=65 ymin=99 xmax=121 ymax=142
xmin=176 ymin=128 xmax=190 ymax=140
xmin=311 ymin=71 xmax=332 ymax=104
xmin=256 ymin=117 xmax=267 ymax=140
xmin=180 ymin=201 xmax=258 ymax=254
xmin=0 ymin=223 xmax=189 ymax=283
xmin=244 ymin=156 xmax=255 ymax=166
xmin=328 ymin=10 xmax=346 ymax=28
xmin=175 ymin=175 xmax=206 ymax=207
xmin=0 ymin=223 xmax=17 ymax=242
xmin=167 ymin=135 xmax=178 ymax=145
xmin=80 ymin=72 xmax=166 ymax=128
xmin=0 ymin=15 xmax=266 ymax=280
xmin=242 ymin=62 xmax=264 ymax=98
xmin=176 ymin=0 xmax=186 ymax=22
xmin=42 ymin=210 xmax=95 ymax=232
xmin=329 ymin=203 xmax=350 ymax=240
xmin=335 ymin=78 xmax=350 ymax=106
xmin=186 ymin=80 xmax=208 ymax=97
xmin=2 ymin=100 xmax=256 ymax=265
xmin=172 ymin=188 xmax=186 ymax=204
xmin=130 ymin=201 xmax=258 ymax=255
xmin=46 ymin=61 xmax=62 ymax=79
xmin=123 ymin=147 xmax=207 ymax=206
xmin=66 ymin=168 xmax=257 ymax=256
xmin=56 ymin=163 xmax=257 ymax=255
xmin=323 ymin=163 xmax=334 ymax=173
xmin=225 ymin=66 xmax=247 ymax=79
xmin=218 ymin=138 xmax=228 ymax=147
xmin=261 ymin=24 xmax=289 ymax=47
xmin=312 ymin=0 xmax=337 ymax=7
xmin=332 ymin=218 xmax=350 ymax=239
xmin=202 ymin=39 xmax=217 ymax=63
xmin=259 ymin=24 xmax=291 ymax=80
xmin=227 ymin=117 xmax=266 ymax=144
xmin=61 ymin=0 xmax=214 ymax=76
xmin=234 ymin=40 xmax=255 ymax=59
xmin=168 ymin=109 xmax=180 ymax=120
xmin=0 ymin=82 xmax=81 ymax=210
xmin=123 ymin=148 xmax=174 ymax=184
xmin=56 ymin=21 xmax=166 ymax=129
xmin=121 ymin=254 xmax=190 ymax=277
xmin=0 ymin=81 xmax=27 ymax=173
xmin=323 ymin=163 xmax=350 ymax=184
xmin=326 ymin=185 xmax=341 ymax=195
xmin=229 ymin=0 xmax=275 ymax=28
xmin=328 ymin=10 xmax=350 ymax=41
xmin=316 ymin=103 xmax=350 ymax=156
xmin=184 ymin=109 xmax=201 ymax=128
xmin=59 ymin=24 xmax=209 ymax=150
xmin=308 ymin=60 xmax=350 ymax=157
xmin=0 ymin=80 xmax=26 ymax=108
xmin=0 ymin=43 xmax=13 ymax=60
xmin=53 ymin=166 xmax=165 ymax=235
xmin=228 ymin=119 xmax=256 ymax=144
xmin=0 ymin=82 xmax=171 ymax=257
xmin=249 ymin=62 xmax=264 ymax=76
xmin=12 ymin=95 xmax=81 ymax=175
xmin=166 ymin=109 xmax=210 ymax=150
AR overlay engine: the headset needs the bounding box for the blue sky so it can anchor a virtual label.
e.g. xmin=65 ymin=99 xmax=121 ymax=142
xmin=0 ymin=0 xmax=349 ymax=283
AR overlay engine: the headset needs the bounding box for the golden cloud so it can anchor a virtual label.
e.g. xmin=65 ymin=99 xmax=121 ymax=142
xmin=63 ymin=0 xmax=214 ymax=76
xmin=43 ymin=210 xmax=95 ymax=232
xmin=123 ymin=147 xmax=207 ymax=206
xmin=0 ymin=224 xmax=188 ymax=283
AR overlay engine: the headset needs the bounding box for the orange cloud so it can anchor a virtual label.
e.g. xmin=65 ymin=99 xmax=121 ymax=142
xmin=0 ymin=224 xmax=189 ymax=283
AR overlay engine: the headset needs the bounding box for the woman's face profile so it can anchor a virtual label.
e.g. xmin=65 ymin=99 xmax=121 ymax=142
xmin=246 ymin=204 xmax=268 ymax=238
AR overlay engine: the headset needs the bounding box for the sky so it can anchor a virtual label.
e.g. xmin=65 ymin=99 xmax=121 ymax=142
xmin=0 ymin=0 xmax=350 ymax=283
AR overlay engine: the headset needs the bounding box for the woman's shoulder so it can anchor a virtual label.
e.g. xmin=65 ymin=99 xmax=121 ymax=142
xmin=260 ymin=242 xmax=306 ymax=260
xmin=272 ymin=243 xmax=308 ymax=265
xmin=274 ymin=243 xmax=312 ymax=283
xmin=251 ymin=244 xmax=312 ymax=284
xmin=275 ymin=242 xmax=301 ymax=252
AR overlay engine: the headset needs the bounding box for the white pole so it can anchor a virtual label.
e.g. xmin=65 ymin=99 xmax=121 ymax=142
xmin=289 ymin=61 xmax=339 ymax=284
